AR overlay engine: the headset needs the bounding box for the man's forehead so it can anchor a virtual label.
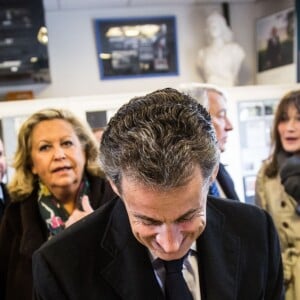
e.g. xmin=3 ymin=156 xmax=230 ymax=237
xmin=207 ymin=89 xmax=226 ymax=101
xmin=119 ymin=166 xmax=206 ymax=193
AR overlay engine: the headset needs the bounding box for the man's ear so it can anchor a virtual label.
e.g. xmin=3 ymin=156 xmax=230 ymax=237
xmin=108 ymin=178 xmax=121 ymax=197
xmin=210 ymin=164 xmax=219 ymax=183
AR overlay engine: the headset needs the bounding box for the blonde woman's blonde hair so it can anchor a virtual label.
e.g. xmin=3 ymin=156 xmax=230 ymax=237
xmin=8 ymin=108 xmax=103 ymax=201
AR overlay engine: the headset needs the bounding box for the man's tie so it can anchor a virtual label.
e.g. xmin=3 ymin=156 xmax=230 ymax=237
xmin=163 ymin=256 xmax=193 ymax=300
xmin=209 ymin=181 xmax=220 ymax=197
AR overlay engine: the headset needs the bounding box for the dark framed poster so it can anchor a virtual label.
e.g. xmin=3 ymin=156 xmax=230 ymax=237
xmin=256 ymin=7 xmax=295 ymax=73
xmin=94 ymin=16 xmax=178 ymax=80
xmin=0 ymin=0 xmax=51 ymax=86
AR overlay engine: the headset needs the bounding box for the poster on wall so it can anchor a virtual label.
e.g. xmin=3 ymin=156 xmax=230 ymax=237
xmin=0 ymin=0 xmax=51 ymax=86
xmin=256 ymin=7 xmax=295 ymax=84
xmin=94 ymin=16 xmax=178 ymax=80
xmin=238 ymin=99 xmax=278 ymax=203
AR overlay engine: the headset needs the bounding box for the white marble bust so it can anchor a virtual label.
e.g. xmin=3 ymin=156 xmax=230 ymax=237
xmin=197 ymin=11 xmax=245 ymax=86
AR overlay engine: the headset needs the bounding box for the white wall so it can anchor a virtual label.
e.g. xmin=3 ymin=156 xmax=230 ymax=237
xmin=0 ymin=0 xmax=297 ymax=200
xmin=0 ymin=2 xmax=258 ymax=99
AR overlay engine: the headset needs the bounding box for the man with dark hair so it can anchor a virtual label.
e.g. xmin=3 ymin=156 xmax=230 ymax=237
xmin=265 ymin=26 xmax=282 ymax=69
xmin=33 ymin=88 xmax=283 ymax=300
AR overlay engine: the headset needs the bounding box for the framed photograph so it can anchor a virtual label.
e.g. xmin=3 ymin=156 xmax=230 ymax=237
xmin=94 ymin=16 xmax=178 ymax=80
xmin=0 ymin=0 xmax=51 ymax=86
xmin=256 ymin=8 xmax=295 ymax=76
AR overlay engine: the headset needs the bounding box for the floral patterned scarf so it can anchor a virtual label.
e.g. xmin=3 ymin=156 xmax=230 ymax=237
xmin=38 ymin=176 xmax=90 ymax=236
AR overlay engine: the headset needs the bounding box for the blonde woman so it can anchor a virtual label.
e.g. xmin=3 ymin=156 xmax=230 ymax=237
xmin=0 ymin=108 xmax=115 ymax=300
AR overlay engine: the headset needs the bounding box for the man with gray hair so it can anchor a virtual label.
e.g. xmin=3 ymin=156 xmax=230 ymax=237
xmin=32 ymin=88 xmax=283 ymax=300
xmin=180 ymin=82 xmax=239 ymax=200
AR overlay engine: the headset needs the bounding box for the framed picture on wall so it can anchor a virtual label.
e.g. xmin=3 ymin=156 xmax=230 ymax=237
xmin=94 ymin=16 xmax=178 ymax=80
xmin=256 ymin=7 xmax=295 ymax=84
xmin=0 ymin=0 xmax=51 ymax=86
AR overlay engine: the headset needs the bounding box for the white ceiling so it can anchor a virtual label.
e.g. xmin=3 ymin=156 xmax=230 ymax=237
xmin=43 ymin=0 xmax=258 ymax=11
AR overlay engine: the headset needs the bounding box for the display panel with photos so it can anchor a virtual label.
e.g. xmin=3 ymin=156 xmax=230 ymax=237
xmin=0 ymin=0 xmax=51 ymax=86
xmin=238 ymin=99 xmax=278 ymax=204
xmin=94 ymin=16 xmax=178 ymax=80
